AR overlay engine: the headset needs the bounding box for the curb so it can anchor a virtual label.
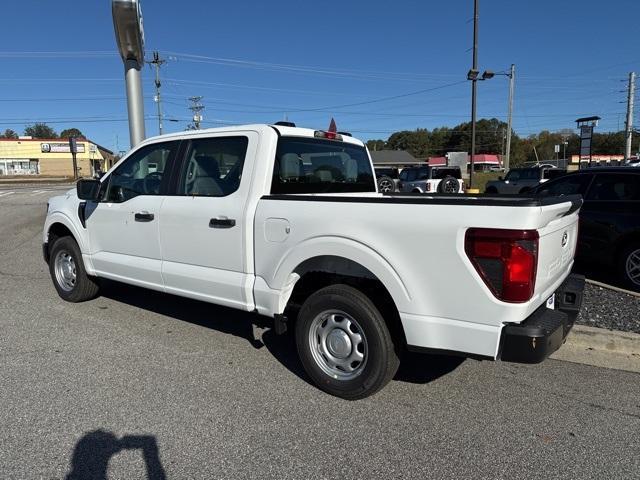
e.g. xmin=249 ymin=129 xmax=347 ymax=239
xmin=585 ymin=278 xmax=640 ymax=298
xmin=550 ymin=325 xmax=640 ymax=373
xmin=568 ymin=325 xmax=640 ymax=355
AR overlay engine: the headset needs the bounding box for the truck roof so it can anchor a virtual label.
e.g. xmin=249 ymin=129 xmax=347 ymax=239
xmin=140 ymin=124 xmax=365 ymax=148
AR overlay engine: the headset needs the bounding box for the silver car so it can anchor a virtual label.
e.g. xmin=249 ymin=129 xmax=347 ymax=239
xmin=485 ymin=166 xmax=566 ymax=194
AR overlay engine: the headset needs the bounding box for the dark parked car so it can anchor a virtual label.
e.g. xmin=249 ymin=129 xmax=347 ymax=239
xmin=533 ymin=167 xmax=640 ymax=291
xmin=375 ymin=167 xmax=400 ymax=193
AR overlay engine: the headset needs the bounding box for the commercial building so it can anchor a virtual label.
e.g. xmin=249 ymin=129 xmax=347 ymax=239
xmin=0 ymin=137 xmax=115 ymax=177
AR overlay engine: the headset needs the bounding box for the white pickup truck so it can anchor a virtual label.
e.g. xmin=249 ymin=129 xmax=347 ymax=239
xmin=43 ymin=123 xmax=585 ymax=399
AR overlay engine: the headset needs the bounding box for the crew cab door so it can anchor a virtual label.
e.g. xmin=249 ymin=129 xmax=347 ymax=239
xmin=86 ymin=140 xmax=180 ymax=288
xmin=159 ymin=132 xmax=258 ymax=310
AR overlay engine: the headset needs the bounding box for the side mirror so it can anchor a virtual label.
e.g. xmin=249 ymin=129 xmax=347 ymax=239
xmin=498 ymin=176 xmax=503 ymax=181
xmin=77 ymin=178 xmax=101 ymax=201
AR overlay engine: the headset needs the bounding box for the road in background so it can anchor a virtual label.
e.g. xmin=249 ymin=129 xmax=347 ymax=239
xmin=1 ymin=190 xmax=639 ymax=478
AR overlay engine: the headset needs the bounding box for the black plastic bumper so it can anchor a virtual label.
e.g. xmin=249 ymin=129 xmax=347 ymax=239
xmin=500 ymin=274 xmax=585 ymax=364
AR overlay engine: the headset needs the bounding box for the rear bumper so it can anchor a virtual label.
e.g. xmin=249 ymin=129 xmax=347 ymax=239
xmin=499 ymin=274 xmax=585 ymax=363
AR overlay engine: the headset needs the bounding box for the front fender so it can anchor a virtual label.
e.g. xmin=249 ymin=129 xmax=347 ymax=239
xmin=268 ymin=235 xmax=412 ymax=312
xmin=44 ymin=211 xmax=89 ymax=254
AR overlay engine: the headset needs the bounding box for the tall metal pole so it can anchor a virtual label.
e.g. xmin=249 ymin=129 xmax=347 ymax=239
xmin=504 ymin=63 xmax=515 ymax=171
xmin=469 ymin=0 xmax=479 ymax=189
xmin=124 ymin=59 xmax=146 ymax=146
xmin=112 ymin=0 xmax=146 ymax=148
xmin=624 ymin=71 xmax=635 ymax=161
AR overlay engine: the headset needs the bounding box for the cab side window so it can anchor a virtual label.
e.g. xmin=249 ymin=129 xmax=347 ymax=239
xmin=586 ymin=174 xmax=640 ymax=201
xmin=104 ymin=142 xmax=177 ymax=203
xmin=178 ymin=136 xmax=248 ymax=197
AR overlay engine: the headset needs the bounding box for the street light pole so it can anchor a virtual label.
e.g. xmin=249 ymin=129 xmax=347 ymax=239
xmin=504 ymin=64 xmax=515 ymax=171
xmin=469 ymin=0 xmax=479 ymax=189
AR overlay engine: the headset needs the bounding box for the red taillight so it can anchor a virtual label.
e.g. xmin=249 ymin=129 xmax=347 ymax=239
xmin=465 ymin=228 xmax=539 ymax=303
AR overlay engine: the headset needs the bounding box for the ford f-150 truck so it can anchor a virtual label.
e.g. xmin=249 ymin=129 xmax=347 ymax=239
xmin=43 ymin=123 xmax=584 ymax=400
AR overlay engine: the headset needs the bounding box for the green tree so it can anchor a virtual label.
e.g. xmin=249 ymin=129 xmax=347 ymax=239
xmin=24 ymin=123 xmax=57 ymax=139
xmin=60 ymin=128 xmax=84 ymax=139
xmin=366 ymin=139 xmax=386 ymax=151
xmin=0 ymin=128 xmax=18 ymax=139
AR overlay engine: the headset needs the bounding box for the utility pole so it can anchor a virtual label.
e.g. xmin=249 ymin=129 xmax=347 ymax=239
xmin=148 ymin=51 xmax=166 ymax=135
xmin=188 ymin=96 xmax=205 ymax=130
xmin=504 ymin=63 xmax=515 ymax=171
xmin=624 ymin=71 xmax=635 ymax=161
xmin=469 ymin=0 xmax=479 ymax=189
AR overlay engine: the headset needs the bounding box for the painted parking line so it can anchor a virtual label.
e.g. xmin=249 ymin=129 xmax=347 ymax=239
xmin=0 ymin=191 xmax=15 ymax=197
xmin=30 ymin=190 xmax=51 ymax=196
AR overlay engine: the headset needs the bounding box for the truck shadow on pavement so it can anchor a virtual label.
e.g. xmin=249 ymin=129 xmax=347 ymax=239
xmin=65 ymin=430 xmax=166 ymax=480
xmin=99 ymin=280 xmax=464 ymax=388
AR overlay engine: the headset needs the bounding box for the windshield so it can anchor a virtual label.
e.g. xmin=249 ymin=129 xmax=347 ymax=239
xmin=271 ymin=137 xmax=375 ymax=194
xmin=505 ymin=168 xmax=538 ymax=181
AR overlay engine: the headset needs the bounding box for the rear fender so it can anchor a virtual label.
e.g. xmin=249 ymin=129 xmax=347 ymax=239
xmin=268 ymin=236 xmax=412 ymax=313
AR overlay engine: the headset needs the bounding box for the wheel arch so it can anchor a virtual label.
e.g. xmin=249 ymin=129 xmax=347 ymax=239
xmin=286 ymin=255 xmax=408 ymax=347
xmin=264 ymin=237 xmax=412 ymax=345
xmin=45 ymin=213 xmax=88 ymax=258
xmin=615 ymin=232 xmax=640 ymax=260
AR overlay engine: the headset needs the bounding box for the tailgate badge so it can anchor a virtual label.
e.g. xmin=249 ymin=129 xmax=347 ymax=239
xmin=561 ymin=231 xmax=568 ymax=247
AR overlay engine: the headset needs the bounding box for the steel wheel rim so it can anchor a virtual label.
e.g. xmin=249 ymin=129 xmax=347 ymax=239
xmin=54 ymin=250 xmax=76 ymax=292
xmin=379 ymin=179 xmax=393 ymax=192
xmin=626 ymin=248 xmax=640 ymax=286
xmin=308 ymin=309 xmax=367 ymax=380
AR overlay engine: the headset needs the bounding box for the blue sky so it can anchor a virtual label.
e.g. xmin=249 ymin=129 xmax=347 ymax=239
xmin=1 ymin=0 xmax=639 ymax=152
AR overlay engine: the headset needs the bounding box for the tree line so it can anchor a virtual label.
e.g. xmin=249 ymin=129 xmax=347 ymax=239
xmin=0 ymin=123 xmax=84 ymax=140
xmin=366 ymin=118 xmax=640 ymax=166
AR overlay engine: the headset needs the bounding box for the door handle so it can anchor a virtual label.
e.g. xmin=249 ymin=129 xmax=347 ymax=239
xmin=134 ymin=212 xmax=155 ymax=222
xmin=209 ymin=217 xmax=236 ymax=228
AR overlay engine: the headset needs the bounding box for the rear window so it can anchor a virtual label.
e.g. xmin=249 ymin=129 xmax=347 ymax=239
xmin=431 ymin=168 xmax=461 ymax=180
xmin=271 ymin=137 xmax=375 ymax=194
xmin=375 ymin=168 xmax=398 ymax=178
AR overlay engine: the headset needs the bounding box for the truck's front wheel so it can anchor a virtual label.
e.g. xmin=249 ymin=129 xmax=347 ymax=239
xmin=49 ymin=236 xmax=100 ymax=302
xmin=295 ymin=284 xmax=400 ymax=400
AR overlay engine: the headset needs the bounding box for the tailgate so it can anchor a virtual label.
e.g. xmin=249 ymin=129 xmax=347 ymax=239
xmin=535 ymin=200 xmax=581 ymax=298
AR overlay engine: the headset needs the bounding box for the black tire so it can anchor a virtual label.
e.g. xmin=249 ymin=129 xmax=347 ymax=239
xmin=377 ymin=175 xmax=395 ymax=193
xmin=617 ymin=244 xmax=640 ymax=292
xmin=485 ymin=186 xmax=498 ymax=194
xmin=295 ymin=284 xmax=400 ymax=400
xmin=49 ymin=236 xmax=100 ymax=302
xmin=438 ymin=176 xmax=460 ymax=193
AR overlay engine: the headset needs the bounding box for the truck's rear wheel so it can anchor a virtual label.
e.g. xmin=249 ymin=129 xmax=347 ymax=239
xmin=49 ymin=236 xmax=100 ymax=302
xmin=295 ymin=284 xmax=400 ymax=400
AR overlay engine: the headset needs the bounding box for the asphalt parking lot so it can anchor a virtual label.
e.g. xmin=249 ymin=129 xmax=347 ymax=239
xmin=1 ymin=185 xmax=639 ymax=479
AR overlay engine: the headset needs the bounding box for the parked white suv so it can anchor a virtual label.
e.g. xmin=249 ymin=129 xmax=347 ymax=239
xmin=43 ymin=123 xmax=584 ymax=399
xmin=398 ymin=166 xmax=464 ymax=193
